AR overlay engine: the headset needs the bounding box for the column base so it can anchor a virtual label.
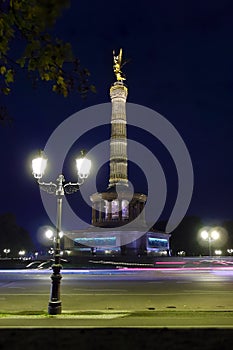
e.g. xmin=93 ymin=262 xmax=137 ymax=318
xmin=48 ymin=301 xmax=62 ymax=315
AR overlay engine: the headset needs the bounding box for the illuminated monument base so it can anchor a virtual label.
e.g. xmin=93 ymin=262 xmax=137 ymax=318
xmin=65 ymin=186 xmax=170 ymax=257
xmin=65 ymin=229 xmax=170 ymax=257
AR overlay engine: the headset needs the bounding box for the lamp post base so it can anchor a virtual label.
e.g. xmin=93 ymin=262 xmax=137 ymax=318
xmin=48 ymin=267 xmax=62 ymax=315
xmin=48 ymin=301 xmax=62 ymax=315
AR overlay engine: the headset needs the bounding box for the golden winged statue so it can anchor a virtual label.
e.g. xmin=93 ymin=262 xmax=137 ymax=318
xmin=113 ymin=48 xmax=126 ymax=81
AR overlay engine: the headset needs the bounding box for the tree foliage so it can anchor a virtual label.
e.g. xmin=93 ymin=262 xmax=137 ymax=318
xmin=0 ymin=0 xmax=95 ymax=101
xmin=170 ymin=216 xmax=204 ymax=255
xmin=0 ymin=213 xmax=34 ymax=254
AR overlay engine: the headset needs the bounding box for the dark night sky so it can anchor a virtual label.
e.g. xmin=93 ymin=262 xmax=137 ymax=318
xmin=0 ymin=0 xmax=232 ymax=241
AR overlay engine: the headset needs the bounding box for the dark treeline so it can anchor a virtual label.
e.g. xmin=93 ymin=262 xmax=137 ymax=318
xmin=0 ymin=213 xmax=34 ymax=256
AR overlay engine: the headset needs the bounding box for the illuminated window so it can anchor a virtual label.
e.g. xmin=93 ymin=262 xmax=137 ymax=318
xmin=122 ymin=200 xmax=129 ymax=218
xmin=148 ymin=237 xmax=168 ymax=248
xmin=74 ymin=237 xmax=117 ymax=247
xmin=112 ymin=200 xmax=119 ymax=218
xmin=104 ymin=200 xmax=109 ymax=219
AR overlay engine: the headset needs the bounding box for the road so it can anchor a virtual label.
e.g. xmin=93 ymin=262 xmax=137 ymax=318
xmin=0 ymin=267 xmax=233 ymax=327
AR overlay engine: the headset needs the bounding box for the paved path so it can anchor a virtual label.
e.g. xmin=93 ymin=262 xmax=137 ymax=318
xmin=1 ymin=267 xmax=233 ymax=313
xmin=0 ymin=267 xmax=233 ymax=328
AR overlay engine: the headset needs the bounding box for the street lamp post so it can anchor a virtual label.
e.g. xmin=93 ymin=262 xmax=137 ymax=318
xmin=32 ymin=150 xmax=91 ymax=315
xmin=200 ymin=229 xmax=220 ymax=257
xmin=3 ymin=249 xmax=10 ymax=258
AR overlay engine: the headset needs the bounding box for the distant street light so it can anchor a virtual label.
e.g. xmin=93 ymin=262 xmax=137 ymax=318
xmin=214 ymin=250 xmax=222 ymax=256
xmin=18 ymin=250 xmax=26 ymax=258
xmin=48 ymin=248 xmax=54 ymax=256
xmin=32 ymin=149 xmax=91 ymax=315
xmin=200 ymin=228 xmax=220 ymax=256
xmin=3 ymin=249 xmax=10 ymax=258
xmin=177 ymin=251 xmax=186 ymax=257
xmin=227 ymin=249 xmax=233 ymax=255
xmin=45 ymin=229 xmax=54 ymax=240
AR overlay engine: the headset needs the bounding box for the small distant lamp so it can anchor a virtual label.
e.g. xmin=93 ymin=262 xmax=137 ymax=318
xmin=45 ymin=229 xmax=54 ymax=240
xmin=211 ymin=230 xmax=220 ymax=240
xmin=18 ymin=250 xmax=26 ymax=257
xmin=200 ymin=230 xmax=209 ymax=240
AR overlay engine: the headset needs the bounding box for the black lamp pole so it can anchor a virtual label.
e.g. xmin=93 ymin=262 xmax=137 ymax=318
xmin=36 ymin=175 xmax=83 ymax=314
xmin=48 ymin=175 xmax=64 ymax=314
xmin=32 ymin=150 xmax=91 ymax=315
